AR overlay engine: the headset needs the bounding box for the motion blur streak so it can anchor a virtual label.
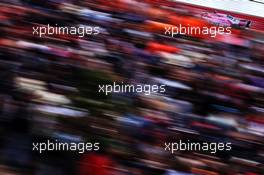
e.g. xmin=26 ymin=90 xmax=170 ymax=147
xmin=0 ymin=0 xmax=263 ymax=175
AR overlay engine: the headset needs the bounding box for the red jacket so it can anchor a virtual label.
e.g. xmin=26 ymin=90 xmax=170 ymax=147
xmin=79 ymin=153 xmax=114 ymax=175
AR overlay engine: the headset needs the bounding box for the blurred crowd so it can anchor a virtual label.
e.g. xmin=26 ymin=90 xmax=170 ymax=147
xmin=0 ymin=0 xmax=263 ymax=175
